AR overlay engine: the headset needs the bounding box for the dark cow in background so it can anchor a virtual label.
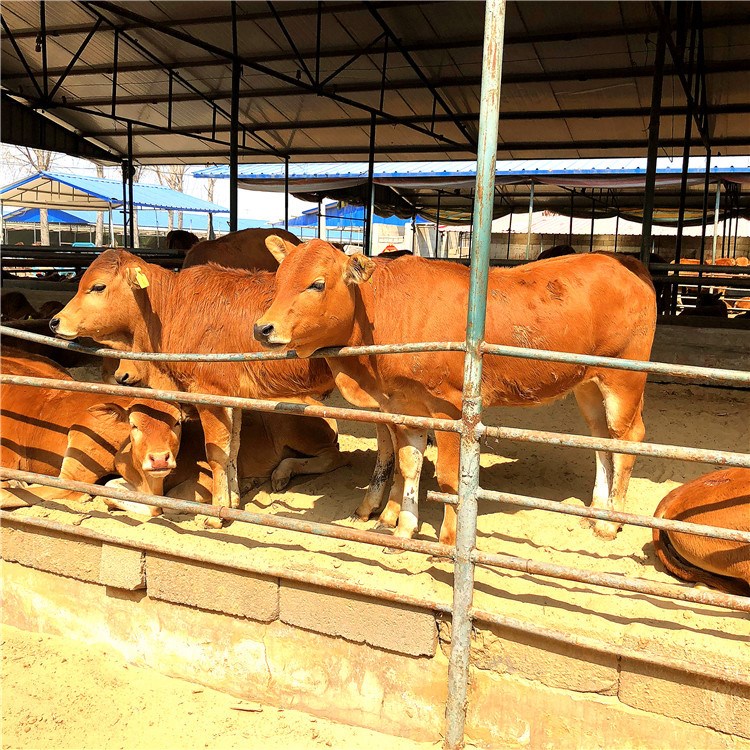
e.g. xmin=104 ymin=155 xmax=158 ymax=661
xmin=679 ymin=292 xmax=728 ymax=318
xmin=536 ymin=245 xmax=576 ymax=261
xmin=182 ymin=228 xmax=301 ymax=271
xmin=165 ymin=230 xmax=200 ymax=254
xmin=653 ymin=468 xmax=750 ymax=596
xmin=1 ymin=291 xmax=37 ymax=322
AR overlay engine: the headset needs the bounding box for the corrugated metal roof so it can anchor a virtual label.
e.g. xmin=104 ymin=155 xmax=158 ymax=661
xmin=0 ymin=172 xmax=230 ymax=212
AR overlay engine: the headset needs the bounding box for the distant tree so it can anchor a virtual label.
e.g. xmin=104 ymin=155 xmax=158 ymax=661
xmin=1 ymin=146 xmax=60 ymax=244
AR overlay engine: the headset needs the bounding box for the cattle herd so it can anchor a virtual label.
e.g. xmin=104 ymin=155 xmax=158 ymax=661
xmin=1 ymin=228 xmax=748 ymax=596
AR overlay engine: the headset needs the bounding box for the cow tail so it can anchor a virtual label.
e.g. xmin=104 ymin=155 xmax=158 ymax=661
xmin=652 ymin=527 xmax=750 ymax=597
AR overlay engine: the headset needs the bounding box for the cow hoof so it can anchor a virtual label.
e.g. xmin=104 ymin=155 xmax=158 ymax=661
xmin=198 ymin=514 xmax=223 ymax=530
xmin=382 ymin=545 xmax=405 ymax=556
xmin=270 ymin=471 xmax=291 ymax=492
xmin=592 ymin=520 xmax=620 ymax=541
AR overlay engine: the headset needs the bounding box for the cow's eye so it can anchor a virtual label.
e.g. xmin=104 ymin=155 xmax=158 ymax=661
xmin=90 ymin=283 xmax=106 ymax=293
xmin=307 ymin=279 xmax=325 ymax=292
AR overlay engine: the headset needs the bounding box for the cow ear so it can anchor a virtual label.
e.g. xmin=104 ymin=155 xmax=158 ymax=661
xmin=88 ymin=402 xmax=128 ymax=423
xmin=343 ymin=253 xmax=376 ymax=285
xmin=265 ymin=235 xmax=296 ymax=264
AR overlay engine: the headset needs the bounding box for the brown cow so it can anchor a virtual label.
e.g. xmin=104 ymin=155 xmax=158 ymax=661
xmin=36 ymin=300 xmax=65 ymax=319
xmin=182 ymin=228 xmax=301 ymax=272
xmin=50 ymin=250 xmax=344 ymax=523
xmin=652 ymin=468 xmax=750 ymax=596
xmin=1 ymin=291 xmax=37 ymax=322
xmin=536 ymin=244 xmax=576 ymax=261
xmin=255 ymin=237 xmax=657 ymax=545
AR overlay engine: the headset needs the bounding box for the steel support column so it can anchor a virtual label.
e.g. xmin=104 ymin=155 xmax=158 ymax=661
xmin=444 ymin=0 xmax=506 ymax=747
xmin=697 ymin=150 xmax=711 ymax=294
xmin=525 ymin=181 xmax=534 ymax=259
xmin=127 ymin=122 xmax=135 ymax=249
xmin=641 ymin=18 xmax=667 ymax=264
xmin=589 ymin=196 xmax=595 ymax=252
xmin=506 ymin=210 xmax=513 ymax=258
xmin=435 ymin=190 xmax=442 ymax=258
xmin=284 ymin=156 xmax=290 ymax=232
xmin=711 ymin=181 xmax=721 ymax=263
xmin=120 ymin=159 xmax=129 ymax=248
xmin=229 ymin=2 xmax=240 ymax=232
xmin=614 ymin=213 xmax=620 ymax=252
xmin=363 ymin=112 xmax=376 ymax=255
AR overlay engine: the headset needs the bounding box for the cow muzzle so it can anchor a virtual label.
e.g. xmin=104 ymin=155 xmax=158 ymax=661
xmin=143 ymin=453 xmax=176 ymax=474
xmin=49 ymin=316 xmax=77 ymax=340
xmin=253 ymin=322 xmax=289 ymax=348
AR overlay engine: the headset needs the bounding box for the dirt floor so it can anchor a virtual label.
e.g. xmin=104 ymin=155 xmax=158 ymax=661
xmin=4 ymin=380 xmax=749 ymax=681
xmin=0 ymin=624 xmax=440 ymax=750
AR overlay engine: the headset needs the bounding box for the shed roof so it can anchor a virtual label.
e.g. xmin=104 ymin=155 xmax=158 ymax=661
xmin=2 ymin=2 xmax=749 ymax=163
xmin=0 ymin=171 xmax=230 ymax=212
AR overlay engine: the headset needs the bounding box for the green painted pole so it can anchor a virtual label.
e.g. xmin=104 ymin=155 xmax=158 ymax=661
xmin=444 ymin=0 xmax=506 ymax=747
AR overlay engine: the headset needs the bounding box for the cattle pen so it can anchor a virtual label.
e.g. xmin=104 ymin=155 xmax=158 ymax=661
xmin=2 ymin=1 xmax=750 ymax=748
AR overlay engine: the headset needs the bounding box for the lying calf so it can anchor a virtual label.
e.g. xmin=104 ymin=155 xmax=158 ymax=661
xmin=653 ymin=468 xmax=750 ymax=596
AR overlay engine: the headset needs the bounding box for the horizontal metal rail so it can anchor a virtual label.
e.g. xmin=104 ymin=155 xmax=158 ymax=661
xmin=470 ymin=548 xmax=750 ymax=613
xmin=2 ymin=467 xmax=747 ymax=616
xmin=3 ymin=326 xmax=750 ymax=387
xmin=481 ymin=423 xmax=750 ymax=468
xmin=427 ymin=489 xmax=750 ymax=543
xmin=3 ymin=510 xmax=747 ymax=687
xmin=0 ymin=467 xmax=453 ymax=560
xmin=0 ymin=374 xmax=461 ymax=435
xmin=0 ymin=326 xmax=466 ymax=362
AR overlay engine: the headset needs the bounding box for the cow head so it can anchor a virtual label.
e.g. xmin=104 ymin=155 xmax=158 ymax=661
xmin=254 ymin=237 xmax=376 ymax=357
xmin=50 ymin=250 xmax=149 ymax=348
xmin=91 ymin=399 xmax=183 ymax=483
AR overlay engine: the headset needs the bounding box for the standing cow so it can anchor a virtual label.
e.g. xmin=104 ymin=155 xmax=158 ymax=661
xmin=182 ymin=228 xmax=301 ymax=271
xmin=255 ymin=237 xmax=657 ymax=545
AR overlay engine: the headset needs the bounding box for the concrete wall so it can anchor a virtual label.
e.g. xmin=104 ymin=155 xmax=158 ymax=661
xmin=2 ymin=521 xmax=748 ymax=749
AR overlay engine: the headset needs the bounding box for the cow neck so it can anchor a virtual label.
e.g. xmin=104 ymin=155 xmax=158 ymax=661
xmin=129 ymin=262 xmax=176 ymax=355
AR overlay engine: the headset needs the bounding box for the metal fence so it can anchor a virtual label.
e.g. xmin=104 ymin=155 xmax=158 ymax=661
xmin=2 ymin=4 xmax=750 ymax=748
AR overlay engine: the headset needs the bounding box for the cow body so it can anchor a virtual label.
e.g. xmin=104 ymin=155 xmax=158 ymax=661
xmin=653 ymin=468 xmax=750 ymax=595
xmin=182 ymin=228 xmax=301 ymax=272
xmin=257 ymin=238 xmax=657 ymax=544
xmin=1 ymin=291 xmax=37 ymax=321
xmin=51 ymin=251 xmax=342 ymax=520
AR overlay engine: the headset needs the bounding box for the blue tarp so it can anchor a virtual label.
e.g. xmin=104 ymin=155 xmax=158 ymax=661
xmin=3 ymin=207 xmax=94 ymax=225
xmin=274 ymin=202 xmax=428 ymax=229
xmin=0 ymin=171 xmax=230 ymax=213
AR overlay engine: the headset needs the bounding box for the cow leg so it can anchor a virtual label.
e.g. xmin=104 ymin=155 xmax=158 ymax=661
xmin=270 ymin=447 xmax=348 ymax=491
xmin=573 ymin=380 xmax=615 ymax=537
xmin=377 ymin=425 xmax=405 ymax=528
xmin=198 ymin=406 xmax=241 ymax=528
xmin=599 ymin=376 xmax=646 ymax=540
xmin=355 ymin=423 xmax=396 ymax=520
xmin=434 ymin=430 xmax=461 ymax=546
xmin=391 ymin=427 xmax=428 ymax=540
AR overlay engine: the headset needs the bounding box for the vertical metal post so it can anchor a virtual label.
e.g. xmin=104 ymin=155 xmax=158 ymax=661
xmin=363 ymin=112 xmax=376 ymax=255
xmin=317 ymin=199 xmax=322 ymax=237
xmin=568 ymin=191 xmax=574 ymax=244
xmin=284 ymin=156 xmax=290 ymax=232
xmin=733 ymin=201 xmax=740 ymax=257
xmin=711 ymin=181 xmax=721 ymax=263
xmin=444 ymin=1 xmax=505 ymax=748
xmin=506 ymin=210 xmax=512 ymax=258
xmin=127 ymin=122 xmax=135 ymax=249
xmin=120 ymin=160 xmax=129 ymax=249
xmin=108 ymin=206 xmax=115 ymax=248
xmin=614 ymin=212 xmax=620 ymax=252
xmin=589 ymin=196 xmax=595 ymax=252
xmin=697 ymin=150 xmax=711 ymax=294
xmin=525 ymin=181 xmax=534 ymax=259
xmin=229 ymin=2 xmax=240 ymax=233
xmin=434 ymin=190 xmax=442 ymax=258
xmin=410 ymin=215 xmax=416 ymax=253
xmin=641 ymin=20 xmax=667 ymax=265
xmin=39 ymin=1 xmax=48 ymax=100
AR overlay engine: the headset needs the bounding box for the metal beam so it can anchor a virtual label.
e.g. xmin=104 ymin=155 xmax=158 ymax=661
xmin=229 ymin=1 xmax=239 ymax=234
xmin=129 ymin=134 xmax=750 ymax=160
xmin=1 ymin=15 xmax=44 ymax=99
xmin=80 ymin=102 xmax=750 ymax=137
xmin=55 ymin=59 xmax=750 ymax=109
xmin=48 ymin=18 xmax=103 ymax=100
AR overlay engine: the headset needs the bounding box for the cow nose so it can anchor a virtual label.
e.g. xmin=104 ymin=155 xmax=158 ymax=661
xmin=116 ymin=371 xmax=130 ymax=384
xmin=147 ymin=452 xmax=174 ymax=471
xmin=49 ymin=317 xmax=60 ymax=332
xmin=253 ymin=322 xmax=274 ymax=341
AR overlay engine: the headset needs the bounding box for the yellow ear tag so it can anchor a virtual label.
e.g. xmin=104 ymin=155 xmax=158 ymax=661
xmin=134 ymin=267 xmax=149 ymax=288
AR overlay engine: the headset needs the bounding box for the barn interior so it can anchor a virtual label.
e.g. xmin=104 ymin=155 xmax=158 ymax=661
xmin=1 ymin=3 xmax=750 ymax=749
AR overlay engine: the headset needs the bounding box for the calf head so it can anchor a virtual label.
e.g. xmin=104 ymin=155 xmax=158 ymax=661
xmin=97 ymin=400 xmax=184 ymax=494
xmin=50 ymin=250 xmax=149 ymax=348
xmin=254 ymin=237 xmax=376 ymax=357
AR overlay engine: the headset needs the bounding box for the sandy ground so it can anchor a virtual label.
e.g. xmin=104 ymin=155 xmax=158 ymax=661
xmin=1 ymin=624 xmax=440 ymax=750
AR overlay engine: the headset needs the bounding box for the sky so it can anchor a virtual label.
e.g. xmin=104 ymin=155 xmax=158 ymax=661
xmin=0 ymin=148 xmax=311 ymax=223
